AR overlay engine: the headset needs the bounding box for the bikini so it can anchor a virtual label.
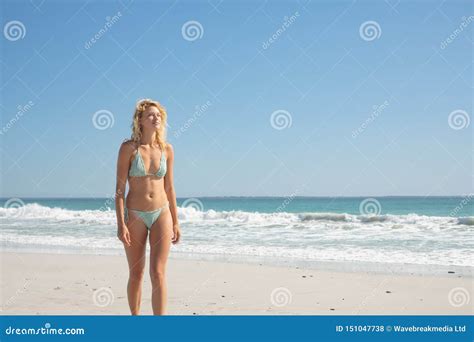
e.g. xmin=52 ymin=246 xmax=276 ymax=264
xmin=125 ymin=146 xmax=168 ymax=230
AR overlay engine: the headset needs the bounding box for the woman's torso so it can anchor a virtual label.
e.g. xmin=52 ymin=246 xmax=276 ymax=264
xmin=126 ymin=143 xmax=168 ymax=211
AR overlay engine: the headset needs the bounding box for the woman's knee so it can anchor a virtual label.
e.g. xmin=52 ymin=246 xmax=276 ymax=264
xmin=149 ymin=267 xmax=166 ymax=286
xmin=129 ymin=267 xmax=145 ymax=282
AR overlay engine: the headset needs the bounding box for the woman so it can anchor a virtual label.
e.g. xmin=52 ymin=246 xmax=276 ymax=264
xmin=115 ymin=98 xmax=181 ymax=315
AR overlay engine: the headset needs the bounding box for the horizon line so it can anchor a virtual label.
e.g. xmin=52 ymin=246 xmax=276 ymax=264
xmin=1 ymin=195 xmax=472 ymax=200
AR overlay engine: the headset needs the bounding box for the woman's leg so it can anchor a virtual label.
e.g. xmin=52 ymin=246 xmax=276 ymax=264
xmin=124 ymin=210 xmax=148 ymax=315
xmin=148 ymin=207 xmax=173 ymax=315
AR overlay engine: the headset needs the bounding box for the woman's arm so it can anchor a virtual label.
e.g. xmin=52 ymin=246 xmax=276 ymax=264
xmin=164 ymin=143 xmax=181 ymax=244
xmin=115 ymin=141 xmax=132 ymax=246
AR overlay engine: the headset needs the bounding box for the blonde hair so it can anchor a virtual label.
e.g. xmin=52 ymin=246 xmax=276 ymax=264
xmin=130 ymin=98 xmax=167 ymax=150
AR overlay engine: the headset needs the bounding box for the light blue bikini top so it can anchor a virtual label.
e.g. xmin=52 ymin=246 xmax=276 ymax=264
xmin=129 ymin=146 xmax=167 ymax=178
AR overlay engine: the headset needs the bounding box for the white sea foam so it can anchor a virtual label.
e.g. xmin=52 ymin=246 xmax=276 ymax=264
xmin=1 ymin=204 xmax=472 ymax=266
xmin=1 ymin=203 xmax=471 ymax=227
xmin=0 ymin=203 xmax=116 ymax=225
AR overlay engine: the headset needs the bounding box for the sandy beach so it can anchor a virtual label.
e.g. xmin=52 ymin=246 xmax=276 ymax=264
xmin=0 ymin=251 xmax=472 ymax=315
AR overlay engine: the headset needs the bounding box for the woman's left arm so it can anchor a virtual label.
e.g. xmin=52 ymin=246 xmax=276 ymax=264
xmin=164 ymin=143 xmax=181 ymax=244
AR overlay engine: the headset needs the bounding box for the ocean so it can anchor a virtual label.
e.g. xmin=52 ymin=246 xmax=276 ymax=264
xmin=1 ymin=196 xmax=472 ymax=273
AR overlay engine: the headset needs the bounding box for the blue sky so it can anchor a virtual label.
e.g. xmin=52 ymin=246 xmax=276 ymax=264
xmin=0 ymin=0 xmax=472 ymax=198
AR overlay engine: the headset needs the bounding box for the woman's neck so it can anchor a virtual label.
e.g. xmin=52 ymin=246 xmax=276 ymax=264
xmin=139 ymin=131 xmax=156 ymax=147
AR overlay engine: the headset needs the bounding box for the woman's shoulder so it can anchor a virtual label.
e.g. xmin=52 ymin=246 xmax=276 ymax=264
xmin=165 ymin=142 xmax=174 ymax=156
xmin=120 ymin=139 xmax=137 ymax=153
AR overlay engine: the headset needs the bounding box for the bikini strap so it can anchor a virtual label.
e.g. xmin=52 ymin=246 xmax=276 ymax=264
xmin=135 ymin=143 xmax=141 ymax=156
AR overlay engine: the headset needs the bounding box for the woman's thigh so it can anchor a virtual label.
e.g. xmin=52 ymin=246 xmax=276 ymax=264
xmin=124 ymin=210 xmax=148 ymax=273
xmin=148 ymin=207 xmax=173 ymax=271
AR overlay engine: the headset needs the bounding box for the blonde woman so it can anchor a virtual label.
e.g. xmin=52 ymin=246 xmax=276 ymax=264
xmin=115 ymin=99 xmax=181 ymax=315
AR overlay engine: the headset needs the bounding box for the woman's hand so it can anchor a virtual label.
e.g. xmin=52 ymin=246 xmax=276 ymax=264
xmin=117 ymin=224 xmax=131 ymax=247
xmin=172 ymin=223 xmax=181 ymax=244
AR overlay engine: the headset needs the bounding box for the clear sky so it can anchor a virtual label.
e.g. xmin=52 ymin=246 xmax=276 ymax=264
xmin=1 ymin=0 xmax=472 ymax=198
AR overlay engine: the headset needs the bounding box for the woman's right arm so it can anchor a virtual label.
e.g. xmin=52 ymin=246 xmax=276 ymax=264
xmin=115 ymin=142 xmax=132 ymax=246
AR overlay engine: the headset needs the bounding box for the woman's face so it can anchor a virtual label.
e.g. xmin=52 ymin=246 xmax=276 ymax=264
xmin=140 ymin=106 xmax=162 ymax=131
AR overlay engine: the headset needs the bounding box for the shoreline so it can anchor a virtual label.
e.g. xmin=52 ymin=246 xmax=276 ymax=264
xmin=1 ymin=248 xmax=472 ymax=278
xmin=1 ymin=251 xmax=472 ymax=315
